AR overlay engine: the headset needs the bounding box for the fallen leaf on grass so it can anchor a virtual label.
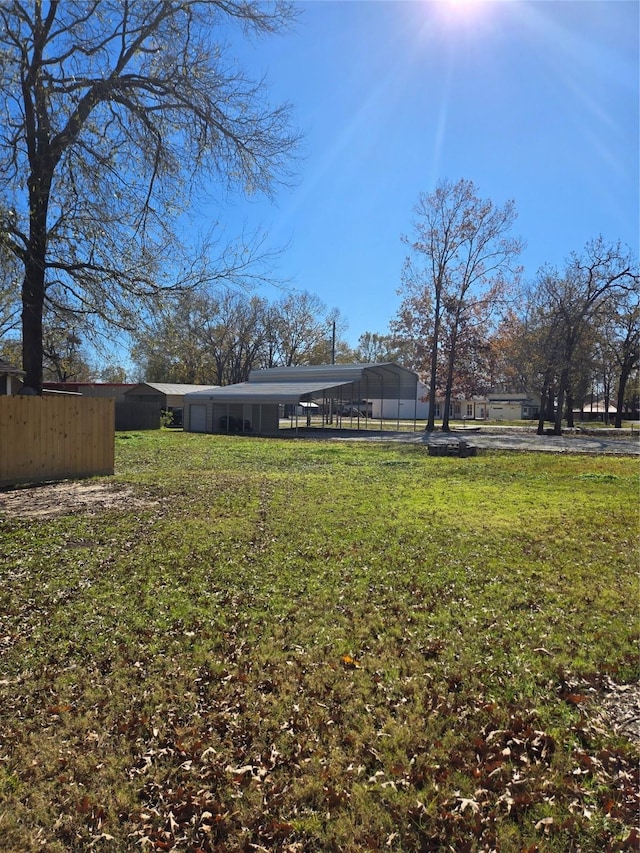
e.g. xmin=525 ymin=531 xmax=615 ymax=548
xmin=564 ymin=693 xmax=588 ymax=706
xmin=341 ymin=654 xmax=361 ymax=669
xmin=456 ymin=796 xmax=481 ymax=814
xmin=47 ymin=704 xmax=72 ymax=714
xmin=89 ymin=834 xmax=115 ymax=848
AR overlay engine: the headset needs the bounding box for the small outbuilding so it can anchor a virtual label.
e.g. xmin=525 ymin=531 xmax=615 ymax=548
xmin=124 ymin=382 xmax=218 ymax=427
xmin=0 ymin=358 xmax=25 ymax=396
xmin=184 ymin=363 xmax=419 ymax=436
xmin=573 ymin=401 xmax=618 ymax=422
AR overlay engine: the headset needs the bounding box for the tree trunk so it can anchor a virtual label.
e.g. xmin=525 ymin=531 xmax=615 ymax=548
xmin=441 ymin=391 xmax=451 ymax=432
xmin=426 ymin=360 xmax=438 ymax=431
xmin=537 ymin=376 xmax=550 ymax=435
xmin=21 ymin=270 xmax=45 ymax=394
xmin=565 ymin=387 xmax=575 ymax=428
xmin=545 ymin=391 xmax=555 ymax=421
xmin=426 ymin=290 xmax=442 ymax=432
xmin=441 ymin=319 xmax=459 ymax=433
xmin=614 ymin=367 xmax=631 ymax=428
xmin=21 ymin=170 xmax=52 ymax=395
xmin=553 ymin=368 xmax=569 ymax=435
xmin=441 ymin=363 xmax=453 ymax=432
xmin=603 ymin=386 xmax=610 ymax=426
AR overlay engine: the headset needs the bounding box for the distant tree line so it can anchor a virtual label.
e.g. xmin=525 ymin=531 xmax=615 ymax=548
xmin=364 ymin=179 xmax=638 ymax=432
xmin=130 ymin=289 xmax=350 ymax=384
xmin=493 ymin=240 xmax=639 ymax=431
xmin=2 ymin=172 xmax=637 ymax=430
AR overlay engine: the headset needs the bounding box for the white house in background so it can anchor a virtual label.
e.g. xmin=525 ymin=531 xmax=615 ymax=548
xmin=573 ymin=400 xmax=617 ymax=422
xmin=372 ymin=381 xmax=489 ymax=421
xmin=486 ymin=393 xmax=540 ymax=420
xmin=432 ymin=396 xmax=489 ymax=421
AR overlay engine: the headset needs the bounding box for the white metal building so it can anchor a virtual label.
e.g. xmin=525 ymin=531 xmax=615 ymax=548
xmin=184 ymin=363 xmax=419 ymax=436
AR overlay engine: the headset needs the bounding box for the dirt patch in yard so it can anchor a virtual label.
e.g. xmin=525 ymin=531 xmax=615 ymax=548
xmin=575 ymin=677 xmax=640 ymax=745
xmin=596 ymin=681 xmax=640 ymax=743
xmin=0 ymin=480 xmax=158 ymax=519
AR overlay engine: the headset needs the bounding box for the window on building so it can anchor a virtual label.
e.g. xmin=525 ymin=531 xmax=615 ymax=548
xmin=466 ymin=404 xmax=473 ymax=417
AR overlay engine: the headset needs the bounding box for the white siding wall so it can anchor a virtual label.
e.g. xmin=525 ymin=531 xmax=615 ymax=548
xmin=488 ymin=403 xmax=522 ymax=420
xmin=371 ymin=381 xmax=430 ymax=419
xmin=185 ymin=399 xmax=280 ymax=434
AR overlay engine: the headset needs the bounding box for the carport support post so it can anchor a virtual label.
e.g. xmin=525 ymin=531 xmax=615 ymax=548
xmin=364 ymin=375 xmax=369 ymax=430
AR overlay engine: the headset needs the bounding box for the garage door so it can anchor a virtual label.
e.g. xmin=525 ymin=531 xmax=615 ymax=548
xmin=189 ymin=404 xmax=207 ymax=432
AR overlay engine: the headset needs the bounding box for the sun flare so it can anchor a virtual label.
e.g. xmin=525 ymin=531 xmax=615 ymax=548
xmin=438 ymin=0 xmax=489 ymax=22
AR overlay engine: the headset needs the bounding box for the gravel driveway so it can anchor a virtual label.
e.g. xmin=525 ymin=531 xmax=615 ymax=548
xmin=320 ymin=426 xmax=640 ymax=455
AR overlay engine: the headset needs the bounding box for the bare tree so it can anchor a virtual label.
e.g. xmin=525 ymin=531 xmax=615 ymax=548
xmin=354 ymin=331 xmax=410 ymax=365
xmin=532 ymin=239 xmax=638 ymax=435
xmin=390 ymin=264 xmax=435 ymax=375
xmin=0 ymin=0 xmax=298 ymax=393
xmin=0 ymin=228 xmax=21 ymax=341
xmin=398 ymin=179 xmax=523 ymax=430
xmin=131 ymin=290 xmax=218 ymax=383
xmin=42 ymin=323 xmax=93 ymax=382
xmin=205 ymin=291 xmax=269 ymax=385
xmin=268 ymin=291 xmax=337 ymax=366
xmin=601 ymin=290 xmax=640 ymax=428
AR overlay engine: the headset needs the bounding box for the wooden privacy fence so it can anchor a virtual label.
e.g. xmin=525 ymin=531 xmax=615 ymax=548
xmin=0 ymin=396 xmax=115 ymax=486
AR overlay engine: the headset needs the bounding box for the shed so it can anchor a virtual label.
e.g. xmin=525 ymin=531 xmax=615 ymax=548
xmin=43 ymin=382 xmax=136 ymax=400
xmin=124 ymin=382 xmax=218 ymax=427
xmin=184 ymin=363 xmax=418 ymax=436
xmin=0 ymin=358 xmax=25 ymax=396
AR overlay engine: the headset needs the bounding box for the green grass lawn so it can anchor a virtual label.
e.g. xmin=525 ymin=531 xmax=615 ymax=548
xmin=0 ymin=431 xmax=638 ymax=852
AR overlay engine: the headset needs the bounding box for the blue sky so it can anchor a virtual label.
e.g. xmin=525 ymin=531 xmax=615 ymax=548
xmin=210 ymin=0 xmax=639 ymax=349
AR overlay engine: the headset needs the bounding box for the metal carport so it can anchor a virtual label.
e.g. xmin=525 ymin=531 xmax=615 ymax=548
xmin=183 ymin=363 xmax=419 ymax=436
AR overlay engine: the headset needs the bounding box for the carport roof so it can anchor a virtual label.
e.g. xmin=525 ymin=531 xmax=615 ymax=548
xmin=185 ymin=380 xmax=354 ymax=404
xmin=0 ymin=358 xmax=24 ymax=377
xmin=249 ymin=363 xmax=416 ymax=390
xmin=184 ymin=363 xmax=418 ymax=405
xmin=126 ymin=382 xmax=218 ymax=396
